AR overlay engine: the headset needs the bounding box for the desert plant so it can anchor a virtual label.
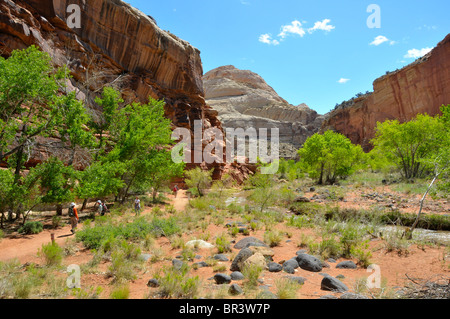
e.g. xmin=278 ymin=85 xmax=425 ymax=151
xmin=242 ymin=264 xmax=263 ymax=290
xmin=110 ymin=285 xmax=130 ymax=299
xmin=38 ymin=242 xmax=64 ymax=266
xmin=18 ymin=221 xmax=43 ymax=235
xmin=264 ymin=229 xmax=283 ymax=247
xmin=215 ymin=233 xmax=231 ymax=254
xmin=275 ymin=278 xmax=302 ymax=299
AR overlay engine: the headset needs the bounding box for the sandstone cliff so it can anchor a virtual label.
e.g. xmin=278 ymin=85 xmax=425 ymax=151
xmin=0 ymin=0 xmax=251 ymax=180
xmin=203 ymin=66 xmax=324 ymax=158
xmin=322 ymin=33 xmax=450 ymax=151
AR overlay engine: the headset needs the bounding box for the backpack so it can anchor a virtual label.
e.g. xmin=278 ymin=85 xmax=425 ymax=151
xmin=68 ymin=206 xmax=75 ymax=217
xmin=101 ymin=203 xmax=108 ymax=213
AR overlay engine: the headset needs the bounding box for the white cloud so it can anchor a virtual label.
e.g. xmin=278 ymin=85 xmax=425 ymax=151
xmin=308 ymin=19 xmax=335 ymax=34
xmin=404 ymin=47 xmax=433 ymax=59
xmin=370 ymin=35 xmax=389 ymax=46
xmin=258 ymin=34 xmax=279 ymax=46
xmin=338 ymin=78 xmax=350 ymax=84
xmin=278 ymin=20 xmax=306 ymax=39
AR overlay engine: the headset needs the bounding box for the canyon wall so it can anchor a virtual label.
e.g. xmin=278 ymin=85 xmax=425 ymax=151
xmin=0 ymin=0 xmax=250 ymax=180
xmin=322 ymin=33 xmax=450 ymax=151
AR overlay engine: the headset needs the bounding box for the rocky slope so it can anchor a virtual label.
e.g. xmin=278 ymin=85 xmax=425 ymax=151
xmin=203 ymin=66 xmax=324 ymax=158
xmin=0 ymin=0 xmax=251 ymax=180
xmin=322 ymin=33 xmax=450 ymax=151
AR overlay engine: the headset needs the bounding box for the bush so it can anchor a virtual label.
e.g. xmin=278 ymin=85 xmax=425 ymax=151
xmin=52 ymin=216 xmax=62 ymax=229
xmin=155 ymin=264 xmax=201 ymax=299
xmin=110 ymin=285 xmax=130 ymax=299
xmin=18 ymin=221 xmax=43 ymax=235
xmin=275 ymin=278 xmax=302 ymax=299
xmin=38 ymin=242 xmax=64 ymax=266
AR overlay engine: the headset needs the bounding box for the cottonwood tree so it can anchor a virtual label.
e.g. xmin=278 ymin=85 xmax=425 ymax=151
xmin=298 ymin=130 xmax=364 ymax=185
xmin=371 ymin=113 xmax=445 ymax=179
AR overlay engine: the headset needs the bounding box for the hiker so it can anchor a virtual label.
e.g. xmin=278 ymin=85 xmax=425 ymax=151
xmin=134 ymin=197 xmax=141 ymax=215
xmin=68 ymin=202 xmax=79 ymax=234
xmin=172 ymin=184 xmax=179 ymax=198
xmin=96 ymin=200 xmax=108 ymax=216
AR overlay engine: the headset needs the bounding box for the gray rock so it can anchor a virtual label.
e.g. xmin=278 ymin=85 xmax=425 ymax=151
xmin=147 ymin=278 xmax=159 ymax=288
xmin=268 ymin=262 xmax=282 ymax=273
xmin=214 ymin=254 xmax=229 ymax=261
xmin=233 ymin=237 xmax=267 ymax=250
xmin=283 ymin=265 xmax=295 ymax=274
xmin=230 ymin=271 xmax=245 ymax=281
xmin=193 ymin=261 xmax=208 ymax=268
xmin=139 ymin=254 xmax=152 ymax=261
xmin=256 ymin=290 xmax=278 ymax=299
xmin=336 ymin=261 xmax=357 ymax=269
xmin=172 ymin=259 xmax=184 ymax=270
xmin=319 ymin=294 xmax=338 ymax=299
xmin=230 ymin=248 xmax=254 ymax=271
xmin=321 ymin=275 xmax=348 ymax=293
xmin=284 ymin=276 xmax=307 ymax=285
xmin=229 ymin=283 xmax=243 ymax=296
xmin=327 ymin=258 xmax=337 ymax=263
xmin=283 ymin=258 xmax=299 ymax=269
xmin=340 ymin=293 xmax=369 ymax=299
xmin=296 ymin=253 xmax=323 ymax=272
xmin=214 ymin=273 xmax=232 ymax=285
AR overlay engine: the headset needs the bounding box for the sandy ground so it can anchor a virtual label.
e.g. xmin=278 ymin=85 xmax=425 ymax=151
xmin=0 ymin=189 xmax=448 ymax=299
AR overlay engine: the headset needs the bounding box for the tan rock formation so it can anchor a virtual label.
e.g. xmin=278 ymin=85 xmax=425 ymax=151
xmin=322 ymin=33 xmax=450 ymax=151
xmin=203 ymin=65 xmax=324 ymax=158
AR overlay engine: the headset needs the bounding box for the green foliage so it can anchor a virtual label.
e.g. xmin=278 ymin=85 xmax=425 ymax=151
xmin=185 ymin=167 xmax=213 ymax=197
xmin=155 ymin=264 xmax=201 ymax=299
xmin=38 ymin=242 xmax=64 ymax=266
xmin=18 ymin=221 xmax=43 ymax=235
xmin=33 ymin=157 xmax=76 ymax=205
xmin=371 ymin=112 xmax=446 ymax=179
xmin=298 ymin=130 xmax=365 ymax=184
xmin=76 ymin=216 xmax=181 ymax=250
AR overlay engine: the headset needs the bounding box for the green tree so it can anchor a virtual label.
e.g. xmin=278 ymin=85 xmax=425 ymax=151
xmin=371 ymin=113 xmax=445 ymax=179
xmin=0 ymin=46 xmax=65 ymax=183
xmin=105 ymin=98 xmax=175 ymax=203
xmin=185 ymin=167 xmax=213 ymax=197
xmin=91 ymin=87 xmax=124 ymax=160
xmin=33 ymin=157 xmax=77 ymax=216
xmin=298 ymin=130 xmax=364 ymax=185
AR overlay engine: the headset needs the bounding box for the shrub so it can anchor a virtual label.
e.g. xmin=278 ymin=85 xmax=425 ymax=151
xmin=275 ymin=278 xmax=302 ymax=299
xmin=110 ymin=285 xmax=130 ymax=299
xmin=18 ymin=221 xmax=43 ymax=235
xmin=215 ymin=233 xmax=231 ymax=253
xmin=38 ymin=242 xmax=64 ymax=266
xmin=155 ymin=265 xmax=201 ymax=299
xmin=264 ymin=230 xmax=283 ymax=247
xmin=52 ymin=216 xmax=62 ymax=229
xmin=242 ymin=264 xmax=263 ymax=290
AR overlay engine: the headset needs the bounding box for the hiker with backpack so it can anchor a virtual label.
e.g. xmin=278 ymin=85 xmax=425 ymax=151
xmin=96 ymin=200 xmax=108 ymax=216
xmin=68 ymin=202 xmax=79 ymax=234
xmin=172 ymin=184 xmax=179 ymax=198
xmin=134 ymin=197 xmax=141 ymax=216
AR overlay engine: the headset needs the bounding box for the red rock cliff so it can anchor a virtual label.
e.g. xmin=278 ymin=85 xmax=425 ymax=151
xmin=321 ymin=33 xmax=450 ymax=151
xmin=0 ymin=0 xmax=248 ymax=179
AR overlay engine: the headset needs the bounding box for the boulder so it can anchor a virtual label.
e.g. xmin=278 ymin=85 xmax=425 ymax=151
xmin=230 ymin=248 xmax=254 ymax=271
xmin=214 ymin=274 xmax=232 ymax=285
xmin=321 ymin=276 xmax=348 ymax=293
xmin=336 ymin=261 xmax=357 ymax=269
xmin=233 ymin=237 xmax=267 ymax=249
xmin=243 ymin=252 xmax=267 ymax=270
xmin=296 ymin=254 xmax=323 ymax=272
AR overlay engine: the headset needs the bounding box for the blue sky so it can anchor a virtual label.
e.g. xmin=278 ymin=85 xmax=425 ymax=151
xmin=126 ymin=0 xmax=449 ymax=115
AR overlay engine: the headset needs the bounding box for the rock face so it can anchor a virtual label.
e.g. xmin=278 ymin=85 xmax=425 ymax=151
xmin=0 ymin=0 xmax=250 ymax=180
xmin=322 ymin=33 xmax=450 ymax=151
xmin=203 ymin=66 xmax=324 ymax=158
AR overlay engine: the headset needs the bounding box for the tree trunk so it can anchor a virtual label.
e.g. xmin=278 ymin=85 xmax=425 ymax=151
xmin=81 ymin=198 xmax=88 ymax=211
xmin=56 ymin=203 xmax=63 ymax=216
xmin=404 ymin=172 xmax=439 ymax=239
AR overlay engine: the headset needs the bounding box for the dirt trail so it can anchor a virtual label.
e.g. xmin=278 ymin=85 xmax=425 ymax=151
xmin=0 ymin=190 xmax=189 ymax=264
